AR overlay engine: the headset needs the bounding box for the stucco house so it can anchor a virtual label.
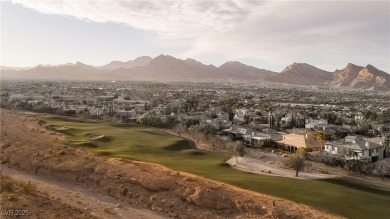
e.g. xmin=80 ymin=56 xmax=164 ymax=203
xmin=278 ymin=132 xmax=321 ymax=152
xmin=324 ymin=136 xmax=383 ymax=162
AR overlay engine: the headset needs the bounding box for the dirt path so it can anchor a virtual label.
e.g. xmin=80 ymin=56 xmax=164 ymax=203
xmin=1 ymin=167 xmax=166 ymax=219
xmin=226 ymin=156 xmax=338 ymax=180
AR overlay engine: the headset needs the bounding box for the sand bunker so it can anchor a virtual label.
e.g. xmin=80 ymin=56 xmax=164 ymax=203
xmin=89 ymin=134 xmax=105 ymax=140
xmin=51 ymin=125 xmax=70 ymax=131
xmin=68 ymin=140 xmax=91 ymax=145
xmin=85 ymin=133 xmax=110 ymax=142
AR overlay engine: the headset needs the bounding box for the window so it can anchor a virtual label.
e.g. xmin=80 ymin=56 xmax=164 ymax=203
xmin=331 ymin=147 xmax=334 ymax=151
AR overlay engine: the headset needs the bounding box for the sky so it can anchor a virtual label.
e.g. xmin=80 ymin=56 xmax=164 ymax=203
xmin=1 ymin=0 xmax=389 ymax=73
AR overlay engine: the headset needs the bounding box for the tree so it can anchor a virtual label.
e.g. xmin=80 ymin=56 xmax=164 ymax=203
xmin=185 ymin=119 xmax=199 ymax=128
xmin=345 ymin=159 xmax=368 ymax=173
xmin=173 ymin=124 xmax=187 ymax=136
xmin=198 ymin=124 xmax=217 ymax=135
xmin=318 ymin=111 xmax=337 ymax=124
xmin=374 ymin=161 xmax=389 ymax=181
xmin=315 ymin=132 xmax=327 ymax=151
xmin=384 ymin=136 xmax=390 ymax=158
xmin=227 ymin=141 xmax=246 ymax=163
xmin=188 ymin=125 xmax=204 ymax=144
xmin=284 ymin=154 xmax=305 ymax=177
xmin=262 ymin=139 xmax=278 ymax=148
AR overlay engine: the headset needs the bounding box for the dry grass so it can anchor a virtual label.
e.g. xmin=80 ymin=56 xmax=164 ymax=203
xmin=0 ymin=174 xmax=96 ymax=219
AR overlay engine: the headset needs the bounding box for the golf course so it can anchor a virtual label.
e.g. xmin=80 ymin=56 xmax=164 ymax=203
xmin=46 ymin=117 xmax=390 ymax=219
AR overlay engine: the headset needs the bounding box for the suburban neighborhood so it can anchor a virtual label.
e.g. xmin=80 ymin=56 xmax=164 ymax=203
xmin=2 ymin=80 xmax=389 ymax=170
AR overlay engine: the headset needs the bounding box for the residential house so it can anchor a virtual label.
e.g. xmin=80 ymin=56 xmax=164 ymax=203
xmin=372 ymin=124 xmax=390 ymax=137
xmin=116 ymin=109 xmax=136 ymax=118
xmin=8 ymin=94 xmax=24 ymax=102
xmin=222 ymin=126 xmax=252 ymax=140
xmin=88 ymin=107 xmax=104 ymax=117
xmin=277 ymin=132 xmax=321 ymax=152
xmin=324 ymin=136 xmax=384 ymax=162
xmin=200 ymin=118 xmax=233 ymax=130
xmin=305 ymin=118 xmax=328 ymax=129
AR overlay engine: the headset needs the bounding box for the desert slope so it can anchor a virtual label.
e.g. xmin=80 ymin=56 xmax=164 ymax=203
xmin=0 ymin=110 xmax=341 ymax=219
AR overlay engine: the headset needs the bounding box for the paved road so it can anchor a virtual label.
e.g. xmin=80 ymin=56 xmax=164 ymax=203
xmin=226 ymin=156 xmax=337 ymax=180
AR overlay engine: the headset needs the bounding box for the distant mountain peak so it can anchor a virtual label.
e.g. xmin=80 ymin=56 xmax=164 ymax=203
xmin=153 ymin=54 xmax=177 ymax=61
xmin=75 ymin=61 xmax=86 ymax=66
xmin=99 ymin=56 xmax=152 ymax=70
xmin=366 ymin=64 xmax=377 ymax=70
xmin=268 ymin=62 xmax=332 ymax=85
xmin=133 ymin=56 xmax=152 ymax=61
xmin=219 ymin=61 xmax=245 ymax=67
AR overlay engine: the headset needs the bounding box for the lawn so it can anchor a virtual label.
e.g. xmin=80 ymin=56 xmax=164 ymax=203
xmin=46 ymin=118 xmax=390 ymax=219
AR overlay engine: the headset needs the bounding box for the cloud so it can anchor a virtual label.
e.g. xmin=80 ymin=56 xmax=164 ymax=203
xmin=10 ymin=0 xmax=257 ymax=38
xmin=10 ymin=0 xmax=390 ymax=72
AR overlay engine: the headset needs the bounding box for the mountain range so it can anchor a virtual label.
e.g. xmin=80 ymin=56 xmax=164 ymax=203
xmin=1 ymin=55 xmax=389 ymax=91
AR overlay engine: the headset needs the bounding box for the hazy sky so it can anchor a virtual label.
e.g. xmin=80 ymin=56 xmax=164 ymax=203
xmin=1 ymin=0 xmax=389 ymax=72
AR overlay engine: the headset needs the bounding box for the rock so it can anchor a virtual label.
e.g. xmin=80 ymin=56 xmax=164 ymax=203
xmin=151 ymin=205 xmax=163 ymax=212
xmin=121 ymin=188 xmax=128 ymax=196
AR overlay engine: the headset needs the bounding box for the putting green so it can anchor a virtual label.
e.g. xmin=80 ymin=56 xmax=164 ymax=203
xmin=46 ymin=118 xmax=390 ymax=219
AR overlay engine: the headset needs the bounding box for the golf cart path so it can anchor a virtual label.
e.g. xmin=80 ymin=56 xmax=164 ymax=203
xmin=226 ymin=156 xmax=338 ymax=180
xmin=1 ymin=167 xmax=166 ymax=219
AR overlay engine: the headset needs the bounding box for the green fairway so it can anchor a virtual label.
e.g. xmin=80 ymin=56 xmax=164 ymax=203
xmin=46 ymin=118 xmax=390 ymax=219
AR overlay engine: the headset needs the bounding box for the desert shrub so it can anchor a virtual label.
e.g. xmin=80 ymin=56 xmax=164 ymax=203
xmin=21 ymin=181 xmax=36 ymax=193
xmin=307 ymin=153 xmax=345 ymax=168
xmin=0 ymin=175 xmax=13 ymax=192
xmin=296 ymin=148 xmax=312 ymax=159
xmin=345 ymin=159 xmax=369 ymax=173
xmin=57 ymin=150 xmax=66 ymax=156
xmin=297 ymin=147 xmax=313 ymax=154
xmin=43 ymin=154 xmax=52 ymax=160
xmin=36 ymin=119 xmax=46 ymax=126
xmin=7 ymin=194 xmax=16 ymax=201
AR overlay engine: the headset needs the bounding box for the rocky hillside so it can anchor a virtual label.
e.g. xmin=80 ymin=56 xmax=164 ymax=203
xmin=265 ymin=63 xmax=333 ymax=85
xmin=329 ymin=64 xmax=390 ymax=90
